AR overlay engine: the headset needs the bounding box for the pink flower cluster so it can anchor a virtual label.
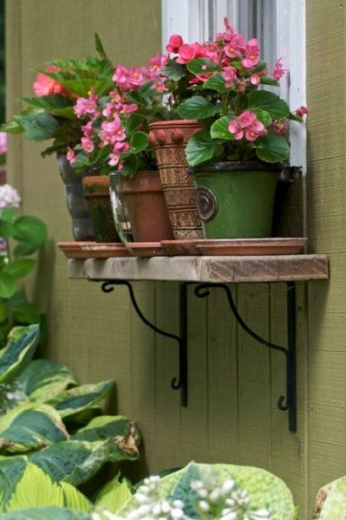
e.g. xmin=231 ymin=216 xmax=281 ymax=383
xmin=69 ymin=56 xmax=168 ymax=169
xmin=33 ymin=66 xmax=71 ymax=98
xmin=228 ymin=111 xmax=265 ymax=142
xmin=163 ymin=18 xmax=281 ymax=91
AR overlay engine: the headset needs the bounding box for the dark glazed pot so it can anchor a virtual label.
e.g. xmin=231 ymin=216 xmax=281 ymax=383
xmin=82 ymin=176 xmax=120 ymax=243
xmin=57 ymin=153 xmax=94 ymax=241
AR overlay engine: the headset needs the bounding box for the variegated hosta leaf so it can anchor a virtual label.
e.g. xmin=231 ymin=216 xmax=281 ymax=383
xmin=313 ymin=475 xmax=346 ymax=519
xmin=0 ymin=403 xmax=68 ymax=453
xmin=118 ymin=462 xmax=295 ymax=519
xmin=28 ymin=439 xmax=110 ymax=487
xmin=2 ymin=463 xmax=90 ymax=513
xmin=0 ymin=506 xmax=92 ymax=520
xmin=45 ymin=380 xmax=114 ymax=420
xmin=95 ymin=472 xmax=133 ymax=512
xmin=72 ymin=416 xmax=140 ymax=461
xmin=17 ymin=359 xmax=77 ymax=402
xmin=0 ymin=325 xmax=40 ymax=384
xmin=0 ymin=455 xmax=28 ymax=507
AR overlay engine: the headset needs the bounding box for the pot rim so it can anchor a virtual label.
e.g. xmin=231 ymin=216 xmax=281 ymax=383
xmin=188 ymin=161 xmax=283 ymax=174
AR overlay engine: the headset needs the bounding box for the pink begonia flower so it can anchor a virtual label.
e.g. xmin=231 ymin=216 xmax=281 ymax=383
xmin=222 ymin=66 xmax=237 ymax=87
xmin=228 ymin=120 xmax=244 ymax=140
xmin=238 ymin=111 xmax=257 ymax=128
xmin=250 ymin=74 xmax=261 ymax=86
xmin=224 ymin=34 xmax=246 ymax=58
xmin=0 ymin=132 xmax=7 ymax=156
xmin=216 ymin=17 xmax=235 ymax=42
xmin=241 ymin=38 xmax=260 ymax=69
xmin=0 ymin=184 xmax=21 ymax=209
xmin=81 ymin=136 xmax=95 ymax=153
xmin=295 ymin=106 xmax=308 ymax=117
xmin=148 ymin=52 xmax=168 ymax=77
xmin=127 ymin=66 xmax=145 ymax=88
xmin=74 ymin=92 xmax=99 ymax=117
xmin=153 ymin=80 xmax=167 ymax=93
xmin=81 ymin=121 xmax=96 ymax=138
xmin=101 ymin=117 xmax=126 ymax=146
xmin=108 ymin=153 xmax=120 ymax=167
xmin=228 ymin=111 xmax=264 ymax=142
xmin=66 ymin=147 xmax=76 ymax=164
xmin=273 ymin=58 xmax=286 ymax=81
xmin=176 ymin=43 xmax=198 ymax=64
xmin=33 ymin=66 xmax=69 ymax=97
xmin=245 ymin=120 xmax=265 ymax=141
xmin=113 ymin=141 xmax=130 ymax=154
xmin=166 ymin=34 xmax=184 ymax=53
xmin=121 ymin=103 xmax=138 ymax=114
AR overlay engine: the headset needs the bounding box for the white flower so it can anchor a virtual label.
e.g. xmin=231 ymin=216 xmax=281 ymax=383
xmin=0 ymin=184 xmax=21 ymax=209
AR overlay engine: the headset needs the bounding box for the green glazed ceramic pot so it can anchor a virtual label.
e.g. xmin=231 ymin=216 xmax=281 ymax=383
xmin=188 ymin=162 xmax=282 ymax=239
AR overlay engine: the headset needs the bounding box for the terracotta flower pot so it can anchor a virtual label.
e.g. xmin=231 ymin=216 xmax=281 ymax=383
xmin=57 ymin=153 xmax=94 ymax=241
xmin=82 ymin=176 xmax=120 ymax=243
xmin=115 ymin=170 xmax=174 ymax=242
xmin=148 ymin=120 xmax=203 ymax=239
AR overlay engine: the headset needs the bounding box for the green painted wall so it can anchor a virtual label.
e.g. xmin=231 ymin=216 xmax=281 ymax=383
xmin=5 ymin=1 xmax=345 ymax=517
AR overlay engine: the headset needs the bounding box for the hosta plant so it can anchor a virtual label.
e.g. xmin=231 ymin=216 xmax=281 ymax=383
xmin=0 ymin=324 xmax=140 ymax=489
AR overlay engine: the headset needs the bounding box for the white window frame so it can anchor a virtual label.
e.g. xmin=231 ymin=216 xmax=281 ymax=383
xmin=161 ymin=0 xmax=307 ymax=173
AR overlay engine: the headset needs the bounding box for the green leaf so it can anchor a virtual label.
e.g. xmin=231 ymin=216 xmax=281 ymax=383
xmin=2 ymin=259 xmax=36 ymax=280
xmin=0 ymin=455 xmax=28 ymax=508
xmin=129 ymin=132 xmax=149 ymax=154
xmin=13 ymin=216 xmax=47 ymax=247
xmin=260 ymin=75 xmax=280 ymax=87
xmin=256 ymin=131 xmax=290 ymax=163
xmin=161 ymin=61 xmax=185 ymax=81
xmin=185 ymin=130 xmax=216 ymax=167
xmin=18 ymin=359 xmax=77 ymax=402
xmin=177 ymin=96 xmax=221 ymax=120
xmin=14 ymin=113 xmax=60 ymax=142
xmin=45 ymin=380 xmax=114 ymax=419
xmin=0 ymin=272 xmax=17 ymax=299
xmin=72 ymin=415 xmax=140 ymax=462
xmin=250 ymin=108 xmax=272 ymax=128
xmin=95 ymin=474 xmax=133 ymax=513
xmin=28 ymin=439 xmax=109 ymax=487
xmin=0 ymin=325 xmax=40 ymax=384
xmin=0 ymin=403 xmax=68 ymax=454
xmin=11 ymin=302 xmax=41 ymax=326
xmin=210 ymin=116 xmax=234 ymax=140
xmin=186 ymin=58 xmax=221 ymax=75
xmin=202 ymin=72 xmax=228 ymax=93
xmin=0 ymin=507 xmax=91 ymax=520
xmin=20 ymin=95 xmax=72 ymax=111
xmin=2 ymin=462 xmax=90 ymax=513
xmin=248 ymin=90 xmax=290 ymax=120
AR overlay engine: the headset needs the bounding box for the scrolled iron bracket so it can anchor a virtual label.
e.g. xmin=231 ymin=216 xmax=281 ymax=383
xmin=100 ymin=280 xmax=188 ymax=406
xmin=194 ymin=282 xmax=297 ymax=432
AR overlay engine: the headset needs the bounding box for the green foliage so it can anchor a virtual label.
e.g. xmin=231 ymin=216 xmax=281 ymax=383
xmin=0 ymin=209 xmax=47 ymax=345
xmin=1 ymin=34 xmax=114 ymax=156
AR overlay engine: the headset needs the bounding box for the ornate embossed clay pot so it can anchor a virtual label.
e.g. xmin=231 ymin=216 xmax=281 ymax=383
xmin=82 ymin=176 xmax=120 ymax=243
xmin=112 ymin=170 xmax=174 ymax=243
xmin=148 ymin=120 xmax=203 ymax=239
xmin=188 ymin=162 xmax=281 ymax=239
xmin=57 ymin=153 xmax=95 ymax=241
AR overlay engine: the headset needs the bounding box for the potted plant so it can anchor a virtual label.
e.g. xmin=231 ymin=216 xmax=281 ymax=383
xmin=1 ymin=35 xmax=114 ymax=241
xmin=152 ymin=19 xmax=307 ymax=240
xmin=68 ymin=57 xmax=174 ymax=247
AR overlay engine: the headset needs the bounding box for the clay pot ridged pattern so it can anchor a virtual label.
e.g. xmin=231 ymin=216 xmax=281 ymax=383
xmin=148 ymin=120 xmax=203 ymax=239
xmin=82 ymin=176 xmax=120 ymax=243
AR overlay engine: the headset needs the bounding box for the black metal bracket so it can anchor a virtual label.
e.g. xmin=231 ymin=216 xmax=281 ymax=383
xmin=101 ymin=280 xmax=188 ymax=407
xmin=99 ymin=279 xmax=297 ymax=432
xmin=194 ymin=282 xmax=297 ymax=432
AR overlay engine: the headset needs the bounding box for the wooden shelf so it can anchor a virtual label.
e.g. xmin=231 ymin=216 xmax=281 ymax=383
xmin=67 ymin=254 xmax=329 ymax=284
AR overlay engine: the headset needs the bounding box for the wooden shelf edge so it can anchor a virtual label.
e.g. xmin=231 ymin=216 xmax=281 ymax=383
xmin=66 ymin=254 xmax=329 ymax=284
